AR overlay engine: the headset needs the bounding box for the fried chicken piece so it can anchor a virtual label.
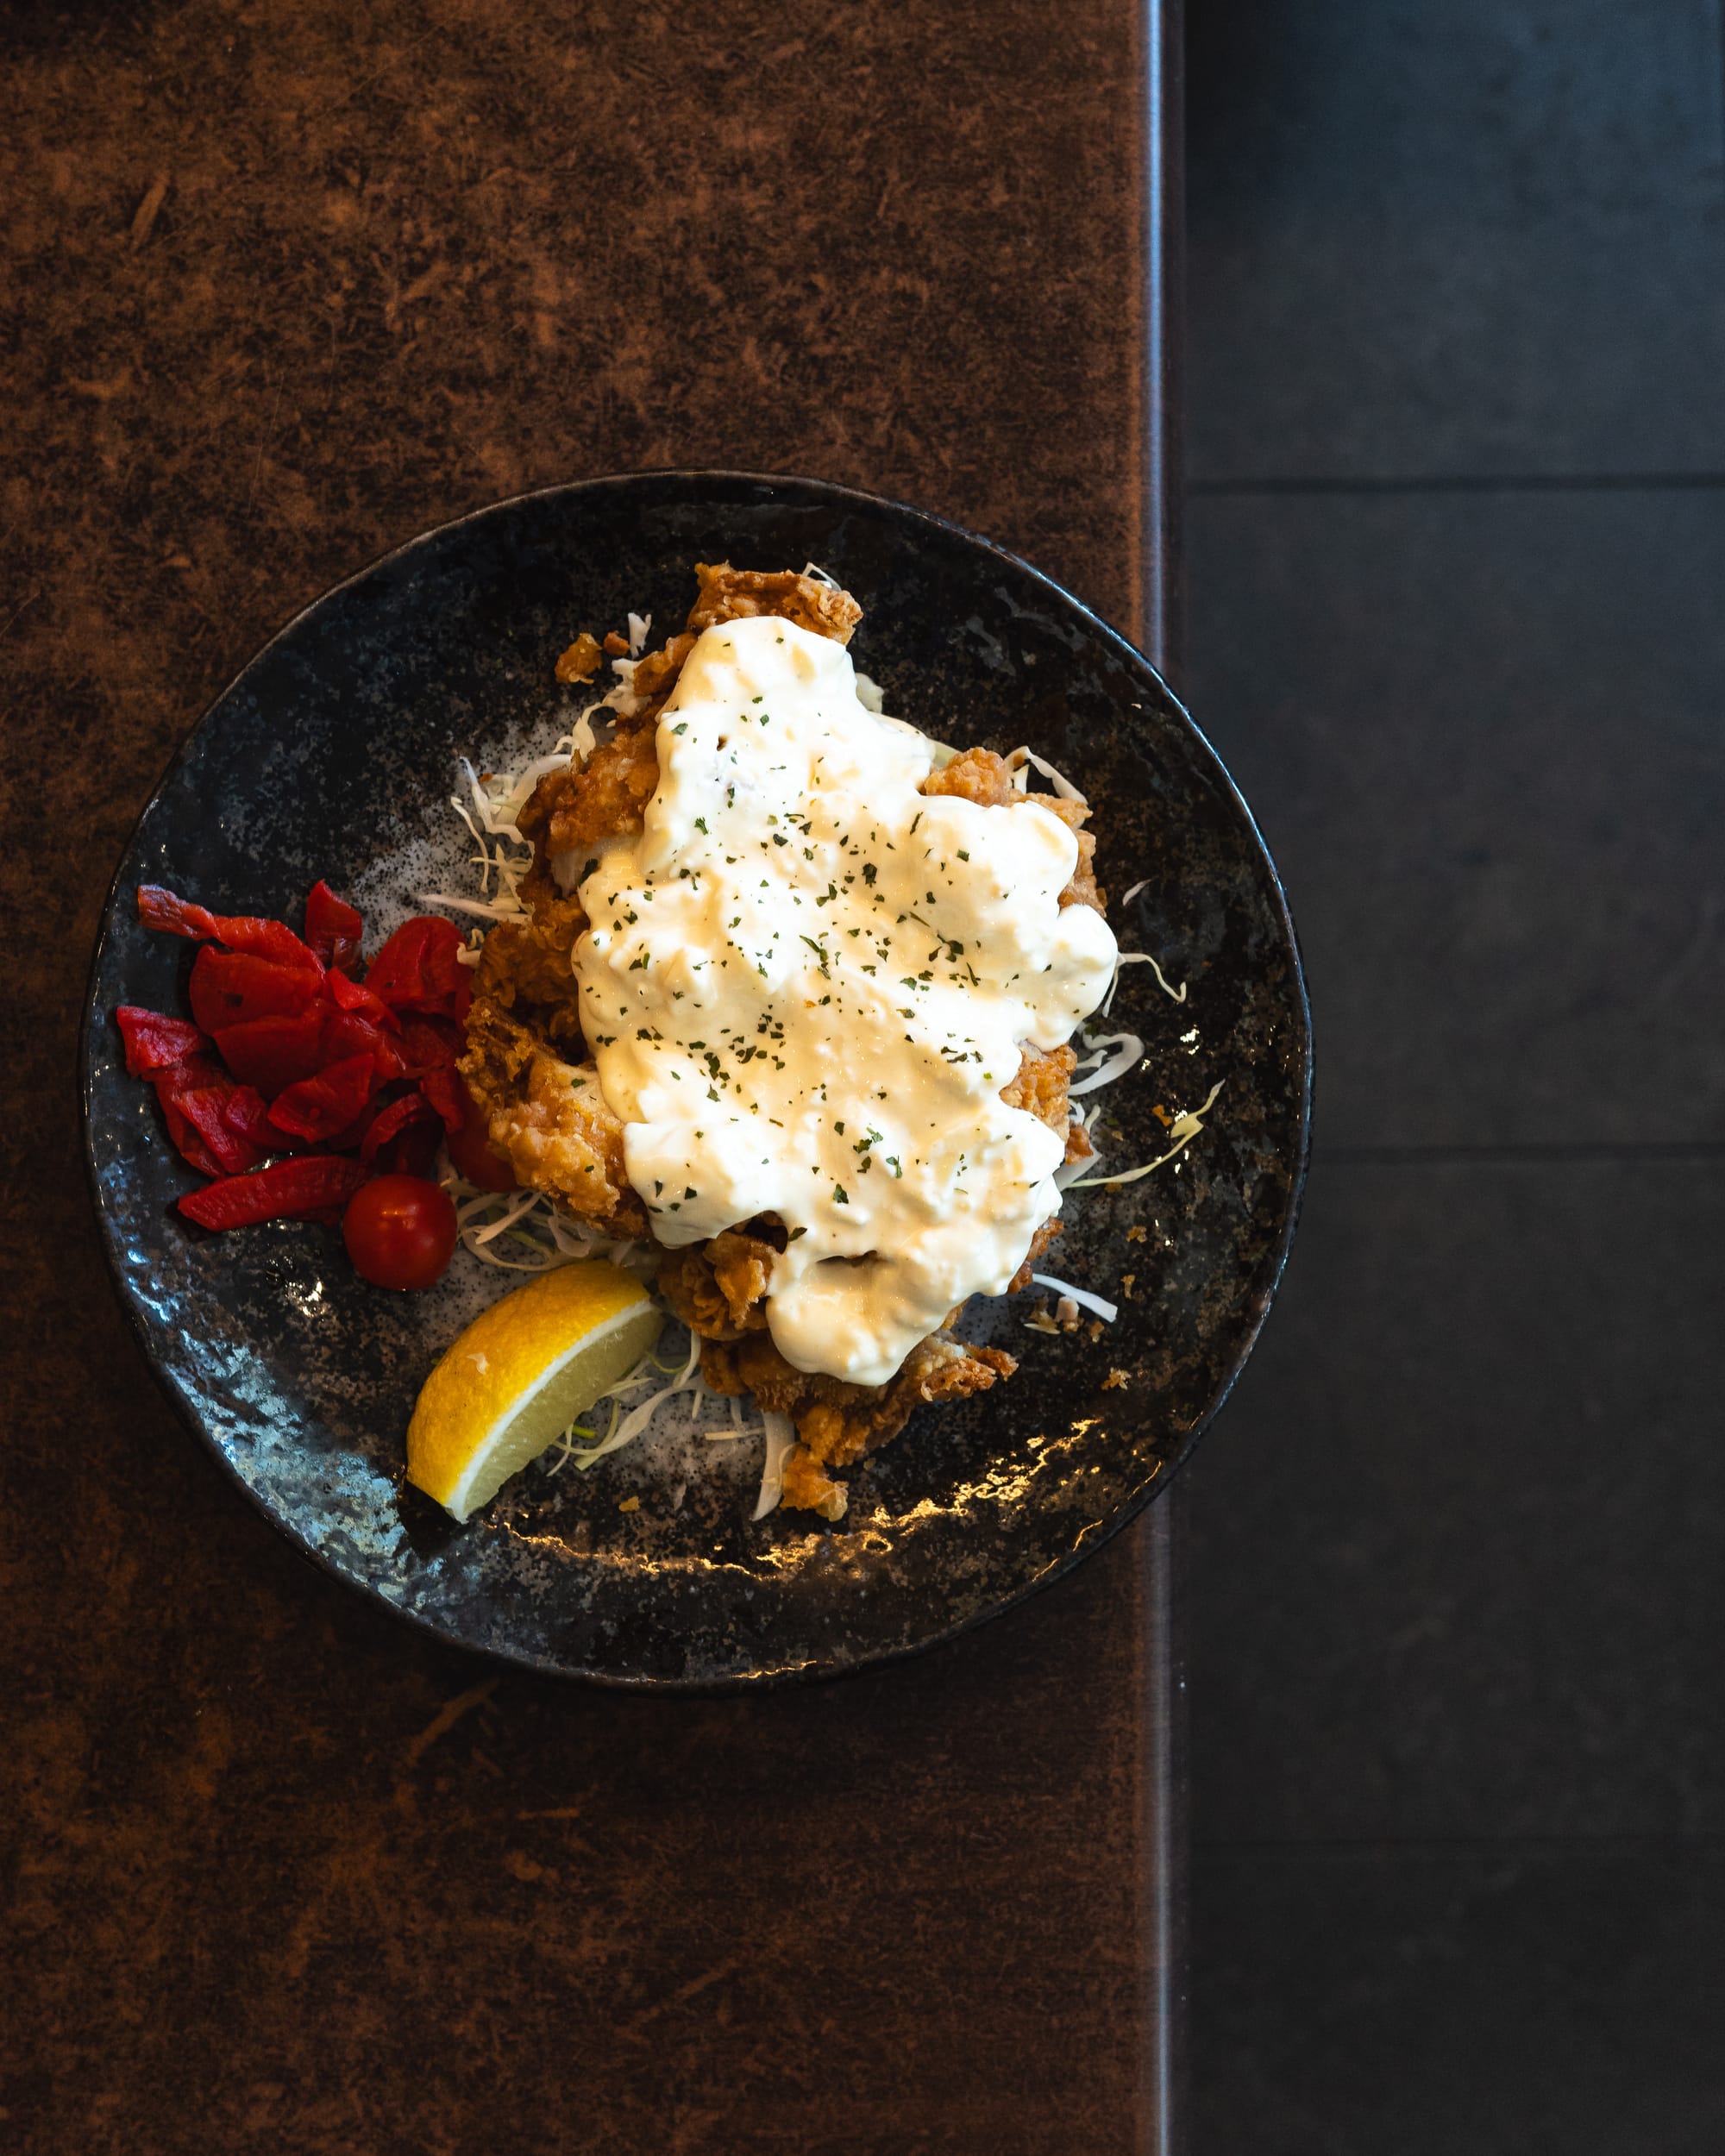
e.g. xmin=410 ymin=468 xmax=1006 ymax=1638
xmin=628 ymin=633 xmax=697 ymax=710
xmin=1003 ymin=1041 xmax=1077 ymax=1141
xmin=702 ymin=1328 xmax=1017 ymax=1519
xmin=518 ymin=709 xmax=662 ymax=857
xmin=469 ymin=890 xmax=588 ymax=1054
xmin=921 ymin=745 xmax=1017 ymax=807
xmin=1040 ymin=794 xmax=1107 ymax=913
xmin=804 ymin=1332 xmax=1016 ymax=1468
xmin=554 ymin=632 xmax=604 ymax=684
xmin=1008 ymin=1041 xmax=1088 ymax=1278
xmin=1007 ymin=1214 xmax=1064 ymax=1294
xmin=466 ymin=563 xmax=1103 ymax=1506
xmin=664 ymin=1042 xmax=1076 ymax=1359
xmin=458 ymin=1002 xmax=646 ymax=1237
xmin=466 ymin=568 xmax=869 ymax=1222
xmin=656 ymin=1221 xmax=782 ymax=1341
xmin=781 ymin=1446 xmax=848 ymax=1519
xmin=1002 ymin=1038 xmax=1093 ymax=1175
xmin=518 ymin=564 xmax=863 ymax=869
xmin=455 ymin=853 xmax=598 ymax=1189
xmin=921 ymin=749 xmax=1106 ymax=913
xmin=628 ymin=555 xmax=862 ymax=705
xmin=687 ymin=561 xmax=862 ymax=646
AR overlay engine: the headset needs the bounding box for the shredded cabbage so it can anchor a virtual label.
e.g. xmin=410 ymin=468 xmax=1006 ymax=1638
xmin=440 ymin=1169 xmax=649 ymax=1278
xmin=566 ymin=1329 xmax=703 ymax=1469
xmin=416 ymin=665 xmax=644 ymax=928
xmin=1069 ymin=1032 xmax=1145 ymax=1096
xmin=1064 ymin=1079 xmax=1225 ymax=1188
xmin=537 ymin=1326 xmax=757 ymax=1479
xmin=1006 ymin=744 xmax=1087 ymax=802
xmin=417 ymin=892 xmax=527 ymax=923
xmin=752 ymin=1410 xmax=800 ymax=1520
xmin=1031 ymin=1275 xmax=1118 ymax=1322
xmin=1102 ymin=951 xmax=1187 ymax=1014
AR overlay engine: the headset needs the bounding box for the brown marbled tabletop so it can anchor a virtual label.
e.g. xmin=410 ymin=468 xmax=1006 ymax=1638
xmin=1 ymin=3 xmax=1186 ymax=2148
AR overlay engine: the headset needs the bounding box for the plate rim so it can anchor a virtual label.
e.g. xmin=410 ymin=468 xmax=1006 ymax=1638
xmin=79 ymin=467 xmax=1314 ymax=1689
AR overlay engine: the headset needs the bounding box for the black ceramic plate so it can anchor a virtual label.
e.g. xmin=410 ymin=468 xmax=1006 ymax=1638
xmin=82 ymin=473 xmax=1310 ymax=1688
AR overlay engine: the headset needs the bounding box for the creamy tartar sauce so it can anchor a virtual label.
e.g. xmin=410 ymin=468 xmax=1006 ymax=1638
xmin=566 ymin=615 xmax=1117 ymax=1387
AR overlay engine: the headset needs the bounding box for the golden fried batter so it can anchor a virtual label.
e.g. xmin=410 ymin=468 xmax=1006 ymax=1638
xmin=781 ymin=1446 xmax=848 ymax=1519
xmin=554 ymin=632 xmax=604 ymax=684
xmin=470 ymin=891 xmax=589 ymax=1054
xmin=702 ymin=1328 xmax=1016 ymax=1519
xmin=921 ymin=745 xmax=1017 ymax=807
xmin=997 ymin=1040 xmax=1091 ymax=1280
xmin=627 ymin=634 xmax=697 ymax=710
xmin=1007 ymin=1213 xmax=1064 ymax=1294
xmin=656 ymin=1048 xmax=1083 ymax=1503
xmin=517 ymin=564 xmax=862 ymax=873
xmin=1041 ymin=794 xmax=1107 ymax=914
xmin=656 ymin=1222 xmax=781 ymax=1341
xmin=518 ymin=710 xmax=662 ymax=857
xmin=687 ymin=561 xmax=862 ymax=645
xmin=1002 ymin=1041 xmax=1086 ymax=1150
xmin=921 ymin=748 xmax=1105 ymax=913
xmin=458 ymin=1001 xmax=645 ymax=1237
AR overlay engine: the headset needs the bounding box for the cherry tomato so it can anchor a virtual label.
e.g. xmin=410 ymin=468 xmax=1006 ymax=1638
xmin=443 ymin=1074 xmax=518 ymax=1192
xmin=342 ymin=1174 xmax=458 ymax=1291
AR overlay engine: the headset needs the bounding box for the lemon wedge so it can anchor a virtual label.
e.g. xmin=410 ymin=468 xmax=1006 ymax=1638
xmin=407 ymin=1263 xmax=663 ymax=1521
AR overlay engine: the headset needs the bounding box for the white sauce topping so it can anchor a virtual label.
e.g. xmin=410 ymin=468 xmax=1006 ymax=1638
xmin=568 ymin=616 xmax=1117 ymax=1388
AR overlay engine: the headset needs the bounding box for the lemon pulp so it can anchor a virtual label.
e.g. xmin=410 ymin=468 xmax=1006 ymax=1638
xmin=407 ymin=1263 xmax=663 ymax=1521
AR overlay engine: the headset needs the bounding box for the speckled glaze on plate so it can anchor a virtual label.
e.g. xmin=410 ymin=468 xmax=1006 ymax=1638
xmin=81 ymin=473 xmax=1311 ymax=1689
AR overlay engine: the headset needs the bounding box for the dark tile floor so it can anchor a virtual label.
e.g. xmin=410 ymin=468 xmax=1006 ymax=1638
xmin=1195 ymin=1845 xmax=1725 ymax=2156
xmin=1183 ymin=3 xmax=1725 ymax=2147
xmin=1187 ymin=0 xmax=1725 ymax=480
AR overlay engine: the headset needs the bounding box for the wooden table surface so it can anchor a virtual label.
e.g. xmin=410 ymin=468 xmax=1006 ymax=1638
xmin=2 ymin=4 xmax=1185 ymax=2148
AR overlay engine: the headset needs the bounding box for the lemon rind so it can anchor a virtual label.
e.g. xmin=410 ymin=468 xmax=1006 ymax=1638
xmin=407 ymin=1267 xmax=661 ymax=1521
xmin=436 ymin=1300 xmax=658 ymax=1521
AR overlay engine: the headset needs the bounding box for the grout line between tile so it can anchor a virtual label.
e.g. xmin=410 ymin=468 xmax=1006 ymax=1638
xmin=1195 ymin=1832 xmax=1725 ymax=1855
xmin=1315 ymin=1143 xmax=1725 ymax=1167
xmin=1188 ymin=472 xmax=1725 ymax=498
xmin=1718 ymin=0 xmax=1725 ymax=196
